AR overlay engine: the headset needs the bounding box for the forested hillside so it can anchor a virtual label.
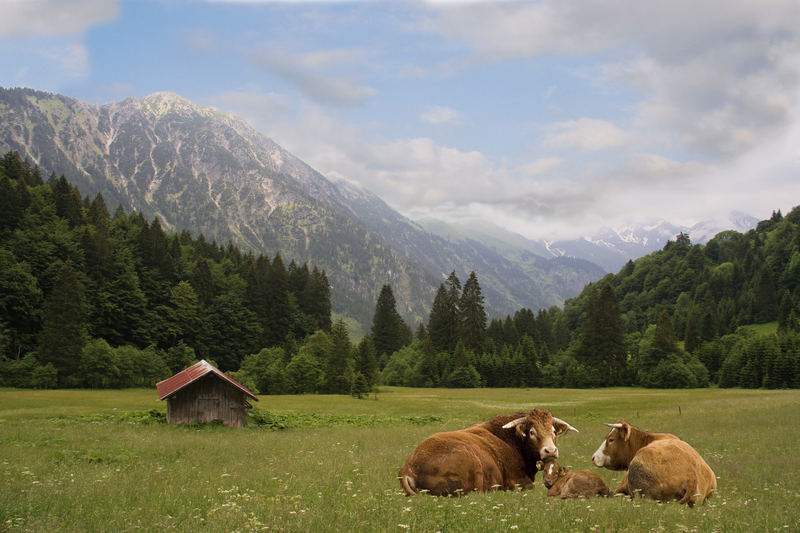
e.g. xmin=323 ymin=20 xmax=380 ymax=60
xmin=0 ymin=151 xmax=334 ymax=387
xmin=0 ymin=87 xmax=605 ymax=329
xmin=3 ymin=149 xmax=798 ymax=392
xmin=379 ymin=208 xmax=800 ymax=390
xmin=556 ymin=209 xmax=800 ymax=388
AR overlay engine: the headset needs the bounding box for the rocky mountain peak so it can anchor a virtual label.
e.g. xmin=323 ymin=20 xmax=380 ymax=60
xmin=140 ymin=91 xmax=200 ymax=116
xmin=0 ymin=87 xmax=610 ymax=326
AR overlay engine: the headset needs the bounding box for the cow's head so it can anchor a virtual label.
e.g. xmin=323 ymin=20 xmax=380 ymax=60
xmin=537 ymin=458 xmax=564 ymax=489
xmin=502 ymin=409 xmax=578 ymax=460
xmin=591 ymin=420 xmax=638 ymax=470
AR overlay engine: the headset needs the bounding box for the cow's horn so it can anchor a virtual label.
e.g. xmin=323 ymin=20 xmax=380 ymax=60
xmin=502 ymin=417 xmax=526 ymax=429
xmin=604 ymin=423 xmax=624 ymax=428
xmin=553 ymin=417 xmax=579 ymax=433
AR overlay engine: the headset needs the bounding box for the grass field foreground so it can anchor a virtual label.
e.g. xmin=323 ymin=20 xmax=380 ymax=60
xmin=1 ymin=387 xmax=798 ymax=532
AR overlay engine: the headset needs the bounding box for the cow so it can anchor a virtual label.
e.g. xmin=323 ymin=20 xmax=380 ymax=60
xmin=591 ymin=420 xmax=716 ymax=506
xmin=539 ymin=458 xmax=610 ymax=498
xmin=399 ymin=409 xmax=578 ymax=496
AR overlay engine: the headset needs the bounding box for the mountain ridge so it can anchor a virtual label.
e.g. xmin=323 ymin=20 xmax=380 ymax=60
xmin=421 ymin=212 xmax=758 ymax=274
xmin=0 ymin=86 xmax=605 ymax=327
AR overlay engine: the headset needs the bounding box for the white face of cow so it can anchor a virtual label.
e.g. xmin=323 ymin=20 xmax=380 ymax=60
xmin=592 ymin=423 xmax=631 ymax=470
xmin=592 ymin=435 xmax=611 ymax=467
xmin=528 ymin=425 xmax=558 ymax=459
xmin=503 ymin=410 xmax=578 ymax=461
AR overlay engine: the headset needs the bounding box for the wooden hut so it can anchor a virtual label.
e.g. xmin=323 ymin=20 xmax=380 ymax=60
xmin=156 ymin=360 xmax=258 ymax=427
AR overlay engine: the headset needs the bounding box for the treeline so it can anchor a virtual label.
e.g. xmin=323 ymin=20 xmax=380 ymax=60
xmin=376 ymin=214 xmax=800 ymax=390
xmin=4 ymin=149 xmax=799 ymax=392
xmin=0 ymin=151 xmax=333 ymax=388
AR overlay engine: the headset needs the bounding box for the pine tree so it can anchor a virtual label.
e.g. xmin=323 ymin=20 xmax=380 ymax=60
xmin=445 ymin=342 xmax=481 ymax=388
xmin=157 ymin=281 xmax=201 ymax=349
xmin=264 ymin=254 xmax=291 ymax=346
xmin=87 ymin=193 xmax=110 ymax=227
xmin=513 ymin=308 xmax=536 ymax=339
xmin=428 ymin=284 xmax=452 ymax=353
xmin=51 ymin=175 xmax=84 ymax=228
xmin=0 ymin=250 xmax=43 ymax=359
xmin=577 ymin=282 xmax=626 ymax=386
xmin=536 ymin=309 xmax=556 ymax=355
xmin=191 ymin=258 xmax=215 ymax=307
xmin=354 ymin=334 xmax=378 ymax=387
xmin=684 ymin=309 xmax=701 ymax=354
xmin=486 ymin=318 xmax=505 ymax=349
xmin=414 ymin=336 xmax=439 ymax=387
xmin=459 ymin=271 xmax=487 ymax=353
xmin=351 ymin=372 xmax=369 ymax=399
xmin=652 ymin=310 xmax=678 ymax=357
xmin=777 ymin=290 xmax=796 ymax=334
xmin=302 ymin=267 xmax=331 ymax=332
xmin=324 ymin=319 xmax=353 ymax=393
xmin=38 ymin=261 xmax=87 ymax=385
xmin=519 ymin=335 xmax=541 ymax=386
xmin=502 ymin=316 xmax=519 ymax=346
xmin=754 ymin=265 xmax=777 ymax=323
xmin=98 ymin=248 xmax=151 ymax=347
xmin=371 ymin=284 xmax=406 ymax=357
xmin=415 ymin=322 xmax=427 ymax=341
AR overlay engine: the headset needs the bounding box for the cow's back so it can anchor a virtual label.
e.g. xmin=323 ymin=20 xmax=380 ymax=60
xmin=627 ymin=439 xmax=716 ymax=506
xmin=399 ymin=426 xmax=529 ymax=496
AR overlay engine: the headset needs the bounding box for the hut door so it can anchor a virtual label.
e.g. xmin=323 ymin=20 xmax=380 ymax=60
xmin=197 ymin=395 xmax=220 ymax=422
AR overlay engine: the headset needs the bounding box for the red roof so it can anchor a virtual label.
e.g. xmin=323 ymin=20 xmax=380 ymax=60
xmin=156 ymin=360 xmax=258 ymax=401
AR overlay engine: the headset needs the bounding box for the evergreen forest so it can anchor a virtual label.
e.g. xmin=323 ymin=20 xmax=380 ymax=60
xmin=2 ymin=151 xmax=799 ymax=392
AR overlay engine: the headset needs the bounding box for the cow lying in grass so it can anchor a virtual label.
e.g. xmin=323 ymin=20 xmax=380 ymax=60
xmin=591 ymin=420 xmax=716 ymax=506
xmin=399 ymin=409 xmax=578 ymax=496
xmin=539 ymin=458 xmax=610 ymax=498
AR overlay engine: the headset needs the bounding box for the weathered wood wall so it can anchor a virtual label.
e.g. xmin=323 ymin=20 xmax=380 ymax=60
xmin=166 ymin=374 xmax=248 ymax=427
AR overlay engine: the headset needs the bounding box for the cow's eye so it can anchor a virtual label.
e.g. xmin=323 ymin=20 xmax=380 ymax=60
xmin=529 ymin=429 xmax=535 ymax=437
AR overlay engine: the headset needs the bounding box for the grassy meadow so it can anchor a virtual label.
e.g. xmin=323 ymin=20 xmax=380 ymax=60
xmin=1 ymin=386 xmax=799 ymax=532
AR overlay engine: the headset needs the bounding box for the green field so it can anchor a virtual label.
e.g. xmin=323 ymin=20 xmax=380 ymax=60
xmin=1 ymin=387 xmax=798 ymax=532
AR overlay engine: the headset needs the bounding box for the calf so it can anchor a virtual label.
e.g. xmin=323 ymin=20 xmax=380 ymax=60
xmin=591 ymin=420 xmax=716 ymax=506
xmin=539 ymin=458 xmax=610 ymax=498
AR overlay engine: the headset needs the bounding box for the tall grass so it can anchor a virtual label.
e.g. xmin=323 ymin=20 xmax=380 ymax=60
xmin=1 ymin=387 xmax=798 ymax=532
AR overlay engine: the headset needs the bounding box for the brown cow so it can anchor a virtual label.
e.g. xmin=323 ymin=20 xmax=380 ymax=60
xmin=539 ymin=458 xmax=610 ymax=498
xmin=399 ymin=409 xmax=578 ymax=496
xmin=591 ymin=420 xmax=716 ymax=506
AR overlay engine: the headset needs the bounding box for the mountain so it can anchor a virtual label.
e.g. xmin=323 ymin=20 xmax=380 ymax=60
xmin=546 ymin=214 xmax=759 ymax=273
xmin=422 ymin=214 xmax=759 ymax=275
xmin=0 ymin=87 xmax=605 ymax=327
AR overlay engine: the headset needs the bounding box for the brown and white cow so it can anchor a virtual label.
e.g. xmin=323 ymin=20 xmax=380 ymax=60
xmin=399 ymin=409 xmax=578 ymax=496
xmin=591 ymin=420 xmax=716 ymax=506
xmin=539 ymin=458 xmax=610 ymax=499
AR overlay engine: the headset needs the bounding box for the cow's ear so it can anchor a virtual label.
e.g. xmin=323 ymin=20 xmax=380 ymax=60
xmin=618 ymin=420 xmax=631 ymax=441
xmin=536 ymin=460 xmax=543 ymax=471
xmin=553 ymin=417 xmax=579 ymax=436
xmin=516 ymin=424 xmax=527 ymax=439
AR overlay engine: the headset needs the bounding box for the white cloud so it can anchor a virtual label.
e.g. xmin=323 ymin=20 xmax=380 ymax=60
xmin=42 ymin=40 xmax=91 ymax=79
xmin=211 ymin=88 xmax=292 ymax=118
xmin=420 ymin=105 xmax=462 ymax=125
xmin=246 ymin=47 xmax=377 ymax=107
xmin=212 ymin=1 xmax=800 ymax=241
xmin=0 ymin=0 xmax=118 ymax=38
xmin=424 ymin=0 xmax=800 ymax=161
xmin=521 ymin=158 xmax=563 ymax=177
xmin=542 ymin=118 xmax=629 ymax=151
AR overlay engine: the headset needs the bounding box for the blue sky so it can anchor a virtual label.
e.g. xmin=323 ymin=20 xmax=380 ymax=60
xmin=2 ymin=0 xmax=800 ymax=240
